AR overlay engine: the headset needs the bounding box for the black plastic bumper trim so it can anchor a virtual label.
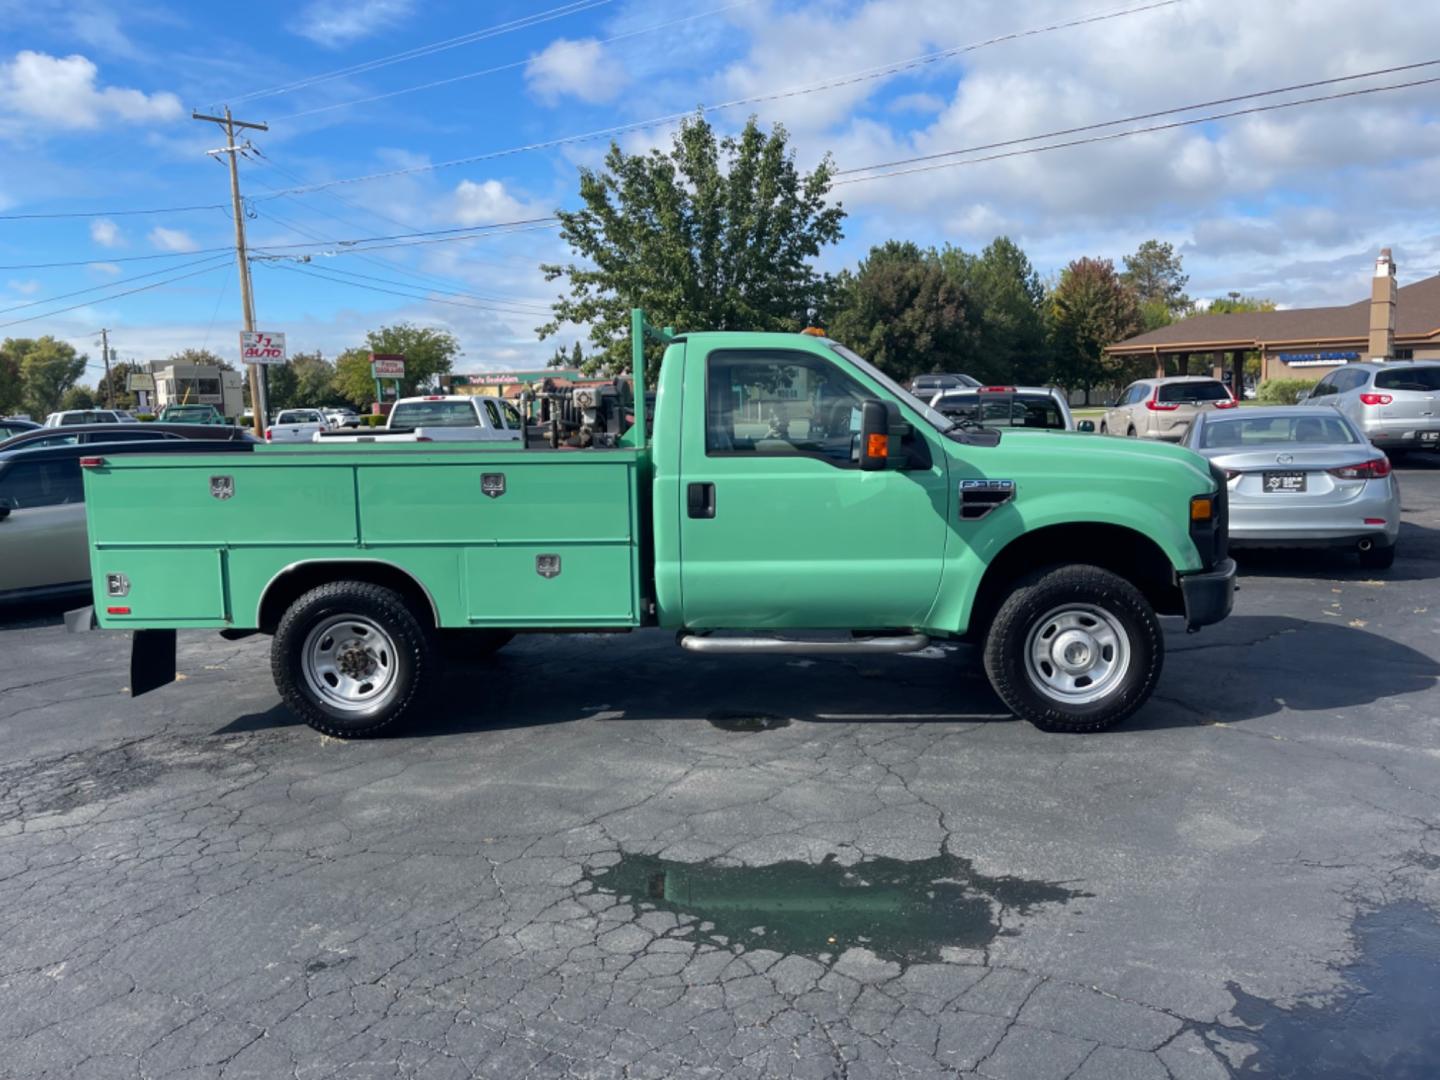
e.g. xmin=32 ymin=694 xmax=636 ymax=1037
xmin=1180 ymin=558 xmax=1237 ymax=632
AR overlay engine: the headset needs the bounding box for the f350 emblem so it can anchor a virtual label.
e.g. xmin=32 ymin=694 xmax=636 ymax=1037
xmin=210 ymin=475 xmax=234 ymax=501
xmin=481 ymin=473 xmax=506 ymax=499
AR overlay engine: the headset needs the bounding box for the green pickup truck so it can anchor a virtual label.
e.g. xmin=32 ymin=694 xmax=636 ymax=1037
xmin=76 ymin=312 xmax=1234 ymax=737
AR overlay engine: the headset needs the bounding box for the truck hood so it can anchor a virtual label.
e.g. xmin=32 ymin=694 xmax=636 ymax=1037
xmin=956 ymin=428 xmax=1216 ymax=489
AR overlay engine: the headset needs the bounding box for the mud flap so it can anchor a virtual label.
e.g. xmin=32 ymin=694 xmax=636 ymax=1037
xmin=131 ymin=629 xmax=177 ymax=697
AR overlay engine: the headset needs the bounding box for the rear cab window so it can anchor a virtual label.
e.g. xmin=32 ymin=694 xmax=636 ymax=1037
xmin=937 ymin=393 xmax=1066 ymax=429
xmin=1158 ymin=381 xmax=1230 ymax=404
xmin=1201 ymin=415 xmax=1357 ymax=449
xmin=390 ymin=401 xmax=480 ymax=428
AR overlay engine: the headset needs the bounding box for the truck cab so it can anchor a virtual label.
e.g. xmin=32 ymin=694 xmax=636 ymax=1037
xmin=76 ymin=312 xmax=1234 ymax=740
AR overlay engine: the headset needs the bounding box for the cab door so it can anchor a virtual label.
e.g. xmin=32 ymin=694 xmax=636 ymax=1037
xmin=678 ymin=345 xmax=949 ymax=630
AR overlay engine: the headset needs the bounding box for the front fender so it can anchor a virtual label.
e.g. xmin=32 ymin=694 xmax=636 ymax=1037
xmin=927 ymin=490 xmax=1203 ymax=635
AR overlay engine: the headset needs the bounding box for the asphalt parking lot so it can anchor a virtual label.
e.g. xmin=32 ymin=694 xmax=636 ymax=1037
xmin=1 ymin=457 xmax=1438 ymax=1080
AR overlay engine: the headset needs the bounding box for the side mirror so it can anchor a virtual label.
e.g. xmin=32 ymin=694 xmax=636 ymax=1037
xmin=858 ymin=399 xmax=890 ymax=471
xmin=1077 ymin=420 xmax=1095 ymax=433
xmin=1294 ymin=390 xmax=1310 ymax=403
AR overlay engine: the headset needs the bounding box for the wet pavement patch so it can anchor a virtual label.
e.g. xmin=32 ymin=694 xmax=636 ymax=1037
xmin=586 ymin=849 xmax=1087 ymax=966
xmin=707 ymin=710 xmax=791 ymax=733
xmin=1215 ymin=901 xmax=1440 ymax=1078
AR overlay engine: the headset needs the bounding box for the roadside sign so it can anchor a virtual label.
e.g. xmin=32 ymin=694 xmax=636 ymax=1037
xmin=126 ymin=372 xmax=156 ymax=392
xmin=370 ymin=354 xmax=405 ymax=378
xmin=240 ymin=331 xmax=287 ymax=365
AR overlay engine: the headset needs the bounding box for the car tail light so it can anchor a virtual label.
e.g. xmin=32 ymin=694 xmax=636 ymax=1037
xmin=415 ymin=436 xmax=433 ymax=442
xmin=1329 ymin=457 xmax=1391 ymax=480
xmin=264 ymin=428 xmax=273 ymax=441
xmin=79 ymin=456 xmax=106 ymax=468
xmin=1364 ymin=518 xmax=1387 ymax=525
xmin=1359 ymin=393 xmax=1392 ymax=406
xmin=1214 ymin=395 xmax=1239 ymax=409
xmin=980 ymin=386 xmax=1016 ymax=393
xmin=106 ymin=606 xmax=131 ymax=615
xmin=1146 ymin=397 xmax=1179 ymax=411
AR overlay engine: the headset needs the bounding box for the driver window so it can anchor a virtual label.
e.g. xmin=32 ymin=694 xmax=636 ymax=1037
xmin=481 ymin=399 xmax=503 ymax=427
xmin=706 ymin=350 xmax=871 ymax=465
xmin=1311 ymin=375 xmax=1335 ymax=397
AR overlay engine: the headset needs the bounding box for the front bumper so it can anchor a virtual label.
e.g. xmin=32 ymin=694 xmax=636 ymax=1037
xmin=1178 ymin=558 xmax=1237 ymax=631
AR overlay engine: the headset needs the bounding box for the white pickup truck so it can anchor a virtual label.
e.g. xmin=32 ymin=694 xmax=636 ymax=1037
xmin=266 ymin=409 xmax=330 ymax=443
xmin=314 ymin=395 xmax=525 ymax=443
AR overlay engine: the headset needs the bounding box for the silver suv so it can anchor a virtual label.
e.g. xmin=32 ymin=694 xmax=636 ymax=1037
xmin=1304 ymin=361 xmax=1440 ymax=452
xmin=1100 ymin=376 xmax=1236 ymax=442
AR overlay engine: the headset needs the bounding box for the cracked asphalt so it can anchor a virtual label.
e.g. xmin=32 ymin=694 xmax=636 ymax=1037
xmin=1 ymin=458 xmax=1438 ymax=1079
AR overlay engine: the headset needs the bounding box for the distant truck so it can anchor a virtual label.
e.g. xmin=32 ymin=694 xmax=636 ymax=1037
xmin=266 ymin=409 xmax=329 ymax=443
xmin=315 ymin=395 xmax=525 ymax=444
xmin=73 ymin=311 xmax=1235 ymax=740
xmin=157 ymin=404 xmax=227 ymax=426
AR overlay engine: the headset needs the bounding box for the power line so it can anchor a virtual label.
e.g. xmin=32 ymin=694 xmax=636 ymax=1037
xmin=0 ymin=261 xmax=232 ymax=330
xmin=836 ymin=58 xmax=1440 ymax=178
xmin=0 ymin=248 xmax=234 ymax=270
xmin=0 ymin=202 xmax=228 ymax=221
xmin=259 ymin=260 xmax=548 ymax=318
xmin=834 ymin=72 xmax=1440 ymax=185
xmin=216 ymin=0 xmax=614 ymax=107
xmin=279 ymin=0 xmax=761 ymax=121
xmin=251 ymin=0 xmax=1182 ymax=199
xmin=0 ymin=253 xmax=233 ymax=316
xmin=276 ymin=260 xmax=554 ymax=315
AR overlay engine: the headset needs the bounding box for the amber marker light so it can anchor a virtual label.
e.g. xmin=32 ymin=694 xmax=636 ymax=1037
xmin=1190 ymin=495 xmax=1215 ymax=522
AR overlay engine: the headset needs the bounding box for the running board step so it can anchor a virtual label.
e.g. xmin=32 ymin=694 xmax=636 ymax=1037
xmin=678 ymin=633 xmax=929 ymax=656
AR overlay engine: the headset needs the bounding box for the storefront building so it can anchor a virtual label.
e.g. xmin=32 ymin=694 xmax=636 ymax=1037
xmin=1107 ymin=250 xmax=1440 ymax=389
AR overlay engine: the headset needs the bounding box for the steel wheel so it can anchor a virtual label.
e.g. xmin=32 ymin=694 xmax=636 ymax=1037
xmin=301 ymin=614 xmax=400 ymax=713
xmin=1023 ymin=603 xmax=1132 ymax=706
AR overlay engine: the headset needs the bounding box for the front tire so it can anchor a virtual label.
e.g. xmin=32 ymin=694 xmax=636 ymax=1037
xmin=272 ymin=581 xmax=436 ymax=738
xmin=983 ymin=565 xmax=1163 ymax=733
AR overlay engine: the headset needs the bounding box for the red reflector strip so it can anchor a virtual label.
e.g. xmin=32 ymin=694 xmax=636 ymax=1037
xmin=106 ymin=606 xmax=131 ymax=615
xmin=1364 ymin=518 xmax=1386 ymax=525
xmin=79 ymin=456 xmax=105 ymax=468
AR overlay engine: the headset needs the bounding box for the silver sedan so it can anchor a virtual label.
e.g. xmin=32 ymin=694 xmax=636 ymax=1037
xmin=1181 ymin=406 xmax=1400 ymax=570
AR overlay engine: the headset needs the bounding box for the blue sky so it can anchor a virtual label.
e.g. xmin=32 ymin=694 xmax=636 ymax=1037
xmin=1 ymin=0 xmax=1437 ymax=382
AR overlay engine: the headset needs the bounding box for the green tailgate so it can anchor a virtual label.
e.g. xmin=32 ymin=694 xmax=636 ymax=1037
xmin=83 ymin=446 xmax=644 ymax=631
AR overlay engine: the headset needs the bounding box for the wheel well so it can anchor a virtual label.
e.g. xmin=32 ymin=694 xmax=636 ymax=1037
xmin=257 ymin=562 xmax=438 ymax=633
xmin=968 ymin=523 xmax=1182 ymax=637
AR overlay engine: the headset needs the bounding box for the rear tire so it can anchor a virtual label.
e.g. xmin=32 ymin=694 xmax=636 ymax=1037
xmin=983 ymin=564 xmax=1163 ymax=733
xmin=272 ymin=581 xmax=435 ymax=738
xmin=1126 ymin=426 xmax=1137 ymax=438
xmin=1099 ymin=422 xmax=1109 ymax=435
xmin=1358 ymin=544 xmax=1396 ymax=571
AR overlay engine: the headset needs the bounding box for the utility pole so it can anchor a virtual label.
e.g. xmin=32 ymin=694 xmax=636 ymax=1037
xmin=98 ymin=328 xmax=114 ymax=408
xmin=193 ymin=107 xmax=269 ymax=437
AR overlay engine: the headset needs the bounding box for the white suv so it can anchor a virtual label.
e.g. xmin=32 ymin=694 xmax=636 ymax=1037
xmin=1101 ymin=377 xmax=1237 ymax=442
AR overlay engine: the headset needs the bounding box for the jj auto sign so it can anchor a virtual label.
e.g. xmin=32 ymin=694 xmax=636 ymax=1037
xmin=240 ymin=331 xmax=287 ymax=365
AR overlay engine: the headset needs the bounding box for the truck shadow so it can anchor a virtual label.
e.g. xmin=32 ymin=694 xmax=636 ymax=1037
xmin=220 ymin=615 xmax=1439 ymax=738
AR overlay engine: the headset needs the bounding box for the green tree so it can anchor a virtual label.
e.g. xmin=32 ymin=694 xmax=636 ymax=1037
xmin=1049 ymin=258 xmax=1142 ymax=403
xmin=4 ymin=336 xmax=89 ymax=417
xmin=167 ymin=347 xmax=228 ymax=368
xmin=1122 ymin=239 xmax=1190 ymax=316
xmin=1204 ymin=291 xmax=1276 ymax=315
xmin=333 ymin=348 xmax=376 ymax=407
xmin=0 ymin=347 xmax=22 ymax=415
xmin=95 ymin=361 xmax=144 ymax=410
xmin=947 ymin=237 xmax=1051 ymax=384
xmin=292 ymin=352 xmax=342 ymax=406
xmin=540 ymin=113 xmax=845 ymax=377
xmin=60 ymin=385 xmax=97 ymax=411
xmin=828 ymin=241 xmax=975 ymax=383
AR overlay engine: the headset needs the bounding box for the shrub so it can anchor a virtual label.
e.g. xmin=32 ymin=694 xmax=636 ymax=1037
xmin=1256 ymin=378 xmax=1318 ymax=405
xmin=362 ymin=414 xmax=386 ymax=427
xmin=135 ymin=414 xmax=156 ymax=422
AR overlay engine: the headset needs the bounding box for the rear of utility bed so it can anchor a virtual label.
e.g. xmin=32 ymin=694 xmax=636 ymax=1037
xmin=81 ymin=443 xmax=646 ymax=632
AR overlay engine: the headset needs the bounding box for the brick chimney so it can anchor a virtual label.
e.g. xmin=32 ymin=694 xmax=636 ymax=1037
xmin=1368 ymin=247 xmax=1397 ymax=360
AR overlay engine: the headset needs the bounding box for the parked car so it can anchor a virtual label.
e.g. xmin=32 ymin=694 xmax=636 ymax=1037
xmin=43 ymin=409 xmax=125 ymax=427
xmin=267 ymin=409 xmax=330 ymax=443
xmin=0 ymin=438 xmax=256 ymax=603
xmin=157 ymin=404 xmax=228 ymax=425
xmin=908 ymin=372 xmax=981 ymax=396
xmin=1301 ymin=361 xmax=1440 ymax=453
xmin=1100 ymin=376 xmax=1237 ymax=441
xmin=930 ymin=386 xmax=1077 ymax=431
xmin=0 ymin=417 xmax=40 ymax=440
xmin=323 ymin=408 xmax=362 ymax=429
xmin=316 ymin=395 xmax=524 ymax=443
xmin=0 ymin=423 xmax=258 ymax=454
xmin=1182 ymin=406 xmax=1399 ymax=569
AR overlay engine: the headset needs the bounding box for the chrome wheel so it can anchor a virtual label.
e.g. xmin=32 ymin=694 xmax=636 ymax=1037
xmin=301 ymin=615 xmax=400 ymax=713
xmin=1023 ymin=603 xmax=1131 ymax=706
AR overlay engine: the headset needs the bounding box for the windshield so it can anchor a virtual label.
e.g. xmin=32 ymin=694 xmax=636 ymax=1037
xmin=390 ymin=401 xmax=478 ymax=428
xmin=827 ymin=344 xmax=953 ymax=433
xmin=1374 ymin=366 xmax=1440 ymax=392
xmin=277 ymin=411 xmax=320 ymax=424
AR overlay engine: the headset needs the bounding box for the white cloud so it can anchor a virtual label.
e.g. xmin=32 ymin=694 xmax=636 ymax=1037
xmin=7 ymin=278 xmax=41 ymax=295
xmin=452 ymin=179 xmax=537 ymax=226
xmin=148 ymin=226 xmax=197 ymax=252
xmin=89 ymin=262 xmax=122 ymax=276
xmin=90 ymin=218 xmax=122 ymax=247
xmin=525 ymin=38 xmax=628 ymax=105
xmin=292 ymin=0 xmax=413 ymax=48
xmin=0 ymin=50 xmax=181 ymax=130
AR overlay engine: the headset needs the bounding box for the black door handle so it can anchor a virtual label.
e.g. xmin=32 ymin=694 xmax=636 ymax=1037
xmin=687 ymin=482 xmax=716 ymax=519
